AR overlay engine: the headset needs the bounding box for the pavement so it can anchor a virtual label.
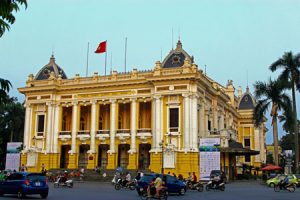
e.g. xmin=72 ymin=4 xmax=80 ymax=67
xmin=0 ymin=181 xmax=300 ymax=200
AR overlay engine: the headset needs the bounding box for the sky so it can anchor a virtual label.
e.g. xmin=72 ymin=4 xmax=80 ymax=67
xmin=1 ymin=0 xmax=300 ymax=144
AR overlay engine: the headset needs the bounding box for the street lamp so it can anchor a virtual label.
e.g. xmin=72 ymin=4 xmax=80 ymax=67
xmin=159 ymin=140 xmax=164 ymax=174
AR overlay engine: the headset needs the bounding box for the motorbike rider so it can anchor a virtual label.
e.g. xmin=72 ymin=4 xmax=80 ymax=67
xmin=279 ymin=175 xmax=289 ymax=189
xmin=192 ymin=172 xmax=197 ymax=184
xmin=123 ymin=171 xmax=131 ymax=186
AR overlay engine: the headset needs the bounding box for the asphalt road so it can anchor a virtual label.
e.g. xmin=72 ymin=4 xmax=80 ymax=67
xmin=0 ymin=181 xmax=299 ymax=200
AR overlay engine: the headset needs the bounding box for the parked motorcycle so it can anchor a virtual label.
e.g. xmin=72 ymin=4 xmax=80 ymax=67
xmin=114 ymin=178 xmax=136 ymax=190
xmin=274 ymin=183 xmax=296 ymax=192
xmin=185 ymin=180 xmax=204 ymax=192
xmin=140 ymin=185 xmax=168 ymax=200
xmin=54 ymin=176 xmax=74 ymax=188
xmin=206 ymin=180 xmax=225 ymax=191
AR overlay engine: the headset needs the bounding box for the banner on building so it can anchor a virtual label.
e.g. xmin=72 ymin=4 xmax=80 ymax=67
xmin=5 ymin=142 xmax=22 ymax=171
xmin=199 ymin=138 xmax=220 ymax=181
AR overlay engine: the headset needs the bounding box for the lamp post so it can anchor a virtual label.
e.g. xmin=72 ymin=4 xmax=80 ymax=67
xmin=159 ymin=140 xmax=164 ymax=174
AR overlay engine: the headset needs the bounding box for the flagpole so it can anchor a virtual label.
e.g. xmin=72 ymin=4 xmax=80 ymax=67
xmin=86 ymin=42 xmax=89 ymax=77
xmin=110 ymin=52 xmax=113 ymax=75
xmin=105 ymin=40 xmax=107 ymax=76
xmin=124 ymin=37 xmax=127 ymax=73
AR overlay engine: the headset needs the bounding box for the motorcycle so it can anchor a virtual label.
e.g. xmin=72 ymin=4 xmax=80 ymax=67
xmin=114 ymin=178 xmax=136 ymax=190
xmin=274 ymin=182 xmax=296 ymax=192
xmin=185 ymin=180 xmax=204 ymax=192
xmin=54 ymin=176 xmax=74 ymax=188
xmin=140 ymin=186 xmax=168 ymax=200
xmin=206 ymin=180 xmax=225 ymax=191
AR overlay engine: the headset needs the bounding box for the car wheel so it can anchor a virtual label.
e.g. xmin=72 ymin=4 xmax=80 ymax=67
xmin=17 ymin=190 xmax=25 ymax=199
xmin=179 ymin=187 xmax=185 ymax=195
xmin=40 ymin=193 xmax=48 ymax=199
xmin=269 ymin=183 xmax=274 ymax=188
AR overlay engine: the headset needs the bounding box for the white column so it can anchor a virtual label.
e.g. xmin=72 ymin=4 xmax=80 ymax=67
xmin=53 ymin=104 xmax=60 ymax=153
xmin=199 ymin=102 xmax=205 ymax=138
xmin=46 ymin=102 xmax=53 ymax=153
xmin=130 ymin=98 xmax=137 ymax=152
xmin=183 ymin=94 xmax=190 ymax=151
xmin=151 ymin=98 xmax=156 ymax=150
xmin=90 ymin=101 xmax=97 ymax=153
xmin=23 ymin=104 xmax=32 ymax=150
xmin=109 ymin=99 xmax=116 ymax=153
xmin=155 ymin=96 xmax=161 ymax=150
xmin=71 ymin=102 xmax=78 ymax=154
xmin=220 ymin=113 xmax=224 ymax=130
xmin=191 ymin=95 xmax=198 ymax=150
xmin=213 ymin=109 xmax=218 ymax=130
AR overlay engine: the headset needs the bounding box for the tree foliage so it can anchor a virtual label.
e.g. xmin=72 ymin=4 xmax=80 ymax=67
xmin=0 ymin=0 xmax=27 ymax=37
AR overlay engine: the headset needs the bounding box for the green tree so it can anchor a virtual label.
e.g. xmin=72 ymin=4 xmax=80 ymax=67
xmin=253 ymin=78 xmax=291 ymax=165
xmin=0 ymin=78 xmax=12 ymax=104
xmin=0 ymin=0 xmax=27 ymax=37
xmin=0 ymin=95 xmax=24 ymax=168
xmin=270 ymin=51 xmax=300 ymax=172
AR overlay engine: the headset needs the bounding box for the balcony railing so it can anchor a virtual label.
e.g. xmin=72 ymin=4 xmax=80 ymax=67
xmin=59 ymin=131 xmax=72 ymax=136
xmin=116 ymin=129 xmax=130 ymax=134
xmin=77 ymin=130 xmax=90 ymax=135
xmin=36 ymin=132 xmax=44 ymax=137
xmin=137 ymin=128 xmax=151 ymax=133
xmin=97 ymin=130 xmax=110 ymax=135
xmin=169 ymin=127 xmax=179 ymax=132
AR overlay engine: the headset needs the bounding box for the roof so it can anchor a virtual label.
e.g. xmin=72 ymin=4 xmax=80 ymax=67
xmin=220 ymin=140 xmax=259 ymax=155
xmin=238 ymin=87 xmax=255 ymax=110
xmin=161 ymin=40 xmax=194 ymax=68
xmin=34 ymin=55 xmax=67 ymax=80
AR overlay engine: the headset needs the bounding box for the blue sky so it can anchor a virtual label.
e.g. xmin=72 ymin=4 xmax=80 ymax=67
xmin=1 ymin=0 xmax=300 ymax=144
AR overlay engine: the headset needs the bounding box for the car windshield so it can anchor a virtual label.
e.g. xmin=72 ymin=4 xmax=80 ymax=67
xmin=26 ymin=174 xmax=46 ymax=181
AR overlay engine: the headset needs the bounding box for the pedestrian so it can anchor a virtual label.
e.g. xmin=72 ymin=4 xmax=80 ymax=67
xmin=172 ymin=172 xmax=177 ymax=178
xmin=20 ymin=164 xmax=25 ymax=172
xmin=41 ymin=163 xmax=45 ymax=173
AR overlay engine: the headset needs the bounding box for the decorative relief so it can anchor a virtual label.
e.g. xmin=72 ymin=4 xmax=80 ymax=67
xmin=75 ymin=91 xmax=135 ymax=98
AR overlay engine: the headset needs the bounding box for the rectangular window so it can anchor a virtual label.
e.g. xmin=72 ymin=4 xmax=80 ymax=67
xmin=244 ymin=137 xmax=250 ymax=148
xmin=245 ymin=155 xmax=251 ymax=162
xmin=37 ymin=115 xmax=45 ymax=136
xmin=169 ymin=108 xmax=179 ymax=130
xmin=208 ymin=120 xmax=211 ymax=131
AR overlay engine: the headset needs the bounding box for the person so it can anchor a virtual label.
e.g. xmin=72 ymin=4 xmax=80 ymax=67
xmin=279 ymin=175 xmax=289 ymax=189
xmin=172 ymin=173 xmax=177 ymax=178
xmin=41 ymin=163 xmax=45 ymax=173
xmin=154 ymin=174 xmax=163 ymax=197
xmin=123 ymin=171 xmax=131 ymax=186
xmin=147 ymin=178 xmax=156 ymax=197
xmin=178 ymin=174 xmax=183 ymax=181
xmin=187 ymin=172 xmax=193 ymax=182
xmin=192 ymin=172 xmax=197 ymax=184
xmin=135 ymin=172 xmax=141 ymax=181
xmin=20 ymin=164 xmax=25 ymax=172
xmin=80 ymin=167 xmax=85 ymax=181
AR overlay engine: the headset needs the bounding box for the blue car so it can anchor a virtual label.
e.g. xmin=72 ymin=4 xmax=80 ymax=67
xmin=0 ymin=172 xmax=49 ymax=199
xmin=136 ymin=173 xmax=186 ymax=195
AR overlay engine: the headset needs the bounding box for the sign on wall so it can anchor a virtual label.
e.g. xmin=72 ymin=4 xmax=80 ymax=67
xmin=199 ymin=138 xmax=220 ymax=181
xmin=5 ymin=142 xmax=22 ymax=171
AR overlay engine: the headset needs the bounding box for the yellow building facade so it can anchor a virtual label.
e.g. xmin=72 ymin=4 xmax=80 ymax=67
xmin=18 ymin=41 xmax=266 ymax=179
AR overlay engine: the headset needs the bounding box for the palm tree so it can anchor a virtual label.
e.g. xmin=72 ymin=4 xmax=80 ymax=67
xmin=269 ymin=51 xmax=300 ymax=173
xmin=0 ymin=0 xmax=27 ymax=37
xmin=0 ymin=78 xmax=12 ymax=105
xmin=253 ymin=78 xmax=291 ymax=165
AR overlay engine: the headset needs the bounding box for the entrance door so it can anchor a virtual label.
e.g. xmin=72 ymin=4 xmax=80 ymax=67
xmin=139 ymin=144 xmax=151 ymax=169
xmin=78 ymin=145 xmax=89 ymax=168
xmin=118 ymin=144 xmax=130 ymax=168
xmin=60 ymin=145 xmax=70 ymax=168
xmin=98 ymin=144 xmax=109 ymax=168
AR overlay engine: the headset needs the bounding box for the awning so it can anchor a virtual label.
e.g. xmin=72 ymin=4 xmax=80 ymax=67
xmin=261 ymin=164 xmax=282 ymax=171
xmin=220 ymin=140 xmax=260 ymax=155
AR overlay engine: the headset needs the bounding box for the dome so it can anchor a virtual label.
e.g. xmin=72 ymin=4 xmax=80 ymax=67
xmin=238 ymin=87 xmax=255 ymax=110
xmin=161 ymin=40 xmax=194 ymax=68
xmin=34 ymin=55 xmax=67 ymax=80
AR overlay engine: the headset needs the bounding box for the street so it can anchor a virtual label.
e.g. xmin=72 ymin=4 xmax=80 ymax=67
xmin=0 ymin=181 xmax=299 ymax=200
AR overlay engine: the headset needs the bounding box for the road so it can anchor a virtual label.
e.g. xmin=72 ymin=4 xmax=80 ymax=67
xmin=0 ymin=181 xmax=299 ymax=200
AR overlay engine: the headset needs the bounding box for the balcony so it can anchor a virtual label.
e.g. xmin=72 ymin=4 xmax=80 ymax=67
xmin=58 ymin=131 xmax=72 ymax=142
xmin=116 ymin=129 xmax=130 ymax=142
xmin=36 ymin=132 xmax=44 ymax=137
xmin=96 ymin=130 xmax=110 ymax=142
xmin=77 ymin=130 xmax=91 ymax=142
xmin=137 ymin=128 xmax=152 ymax=143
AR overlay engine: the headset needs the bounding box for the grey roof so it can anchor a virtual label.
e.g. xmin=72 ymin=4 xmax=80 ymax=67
xmin=34 ymin=55 xmax=67 ymax=80
xmin=238 ymin=87 xmax=255 ymax=110
xmin=161 ymin=40 xmax=194 ymax=68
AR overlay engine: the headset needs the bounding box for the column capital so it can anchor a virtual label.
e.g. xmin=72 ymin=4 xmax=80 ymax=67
xmin=46 ymin=102 xmax=55 ymax=107
xmin=110 ymin=99 xmax=117 ymax=104
xmin=182 ymin=93 xmax=191 ymax=98
xmin=90 ymin=100 xmax=97 ymax=105
xmin=153 ymin=95 xmax=161 ymax=100
xmin=191 ymin=93 xmax=199 ymax=99
xmin=72 ymin=101 xmax=79 ymax=106
xmin=24 ymin=103 xmax=32 ymax=108
xmin=130 ymin=97 xmax=137 ymax=102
